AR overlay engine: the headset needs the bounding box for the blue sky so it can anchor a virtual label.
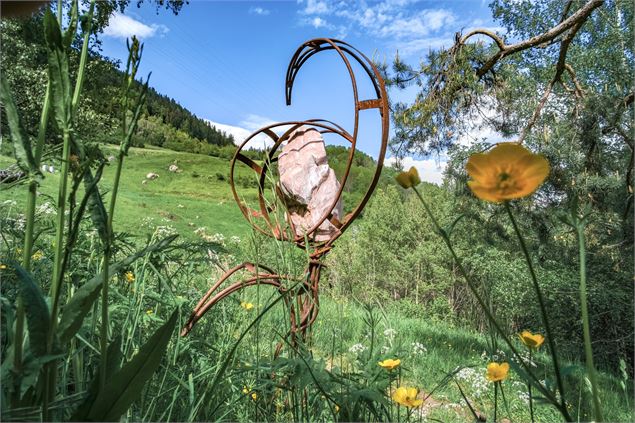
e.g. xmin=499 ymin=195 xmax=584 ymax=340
xmin=100 ymin=0 xmax=503 ymax=184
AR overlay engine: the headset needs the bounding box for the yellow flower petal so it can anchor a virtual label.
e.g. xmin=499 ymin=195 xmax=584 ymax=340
xmin=378 ymin=358 xmax=401 ymax=370
xmin=486 ymin=362 xmax=510 ymax=382
xmin=395 ymin=166 xmax=421 ymax=188
xmin=392 ymin=386 xmax=423 ymax=408
xmin=466 ymin=143 xmax=550 ymax=203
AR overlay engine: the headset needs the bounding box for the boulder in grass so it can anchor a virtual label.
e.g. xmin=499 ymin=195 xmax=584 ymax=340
xmin=168 ymin=164 xmax=179 ymax=173
xmin=146 ymin=172 xmax=159 ymax=180
xmin=277 ymin=125 xmax=342 ymax=242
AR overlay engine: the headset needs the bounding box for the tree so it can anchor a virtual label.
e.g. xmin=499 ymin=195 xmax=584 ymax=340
xmin=381 ymin=0 xmax=633 ymax=371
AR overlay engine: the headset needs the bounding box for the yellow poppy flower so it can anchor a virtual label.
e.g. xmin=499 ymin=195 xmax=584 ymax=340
xmin=392 ymin=386 xmax=423 ymax=408
xmin=519 ymin=330 xmax=545 ymax=350
xmin=240 ymin=301 xmax=254 ymax=311
xmin=378 ymin=358 xmax=401 ymax=370
xmin=125 ymin=271 xmax=135 ymax=283
xmin=395 ymin=166 xmax=421 ymax=189
xmin=466 ymin=143 xmax=549 ymax=203
xmin=486 ymin=362 xmax=510 ymax=382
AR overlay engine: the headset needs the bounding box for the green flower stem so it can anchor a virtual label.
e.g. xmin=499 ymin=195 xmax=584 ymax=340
xmin=49 ymin=129 xmax=72 ymax=336
xmin=34 ymin=83 xmax=51 ymax=165
xmin=71 ymin=0 xmax=95 ymax=117
xmin=44 ymin=128 xmax=71 ymax=421
xmin=12 ymin=76 xmax=53 ymax=410
xmin=411 ymin=187 xmax=570 ymax=420
xmin=504 ymin=202 xmax=567 ymax=412
xmin=494 ymin=382 xmax=498 ymax=423
xmin=528 ymin=349 xmax=535 ymax=423
xmin=575 ymin=222 xmax=603 ymax=422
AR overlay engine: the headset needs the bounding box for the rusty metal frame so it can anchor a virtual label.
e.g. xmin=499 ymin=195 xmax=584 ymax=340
xmin=181 ymin=38 xmax=389 ymax=344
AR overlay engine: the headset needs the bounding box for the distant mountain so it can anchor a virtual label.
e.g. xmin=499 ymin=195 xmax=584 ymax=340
xmin=0 ymin=16 xmax=235 ymax=159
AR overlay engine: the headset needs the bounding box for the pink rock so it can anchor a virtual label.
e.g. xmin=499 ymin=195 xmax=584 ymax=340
xmin=277 ymin=126 xmax=342 ymax=241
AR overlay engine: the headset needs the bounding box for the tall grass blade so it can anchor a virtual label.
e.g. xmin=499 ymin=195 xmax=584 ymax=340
xmin=58 ymin=234 xmax=178 ymax=344
xmin=43 ymin=9 xmax=71 ymax=130
xmin=0 ymin=76 xmax=37 ymax=174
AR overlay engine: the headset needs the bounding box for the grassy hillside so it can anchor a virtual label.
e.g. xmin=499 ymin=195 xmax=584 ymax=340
xmin=1 ymin=147 xmax=252 ymax=240
xmin=0 ymin=144 xmax=393 ymax=241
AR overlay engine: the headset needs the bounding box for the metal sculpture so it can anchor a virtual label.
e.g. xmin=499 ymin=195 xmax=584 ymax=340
xmin=181 ymin=38 xmax=389 ymax=344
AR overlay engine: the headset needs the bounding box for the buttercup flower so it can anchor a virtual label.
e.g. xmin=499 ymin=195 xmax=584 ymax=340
xmin=125 ymin=271 xmax=135 ymax=283
xmin=395 ymin=166 xmax=421 ymax=189
xmin=378 ymin=358 xmax=401 ymax=370
xmin=242 ymin=386 xmax=249 ymax=394
xmin=392 ymin=386 xmax=423 ymax=408
xmin=466 ymin=143 xmax=549 ymax=203
xmin=486 ymin=362 xmax=510 ymax=382
xmin=31 ymin=250 xmax=43 ymax=261
xmin=251 ymin=392 xmax=258 ymax=401
xmin=519 ymin=330 xmax=545 ymax=350
xmin=0 ymin=264 xmax=7 ymax=270
xmin=240 ymin=301 xmax=254 ymax=311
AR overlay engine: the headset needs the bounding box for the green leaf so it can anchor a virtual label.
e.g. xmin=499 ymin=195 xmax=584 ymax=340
xmin=44 ymin=9 xmax=72 ymax=131
xmin=0 ymin=76 xmax=38 ymax=174
xmin=83 ymin=168 xmax=109 ymax=247
xmin=85 ymin=310 xmax=178 ymax=422
xmin=121 ymin=75 xmax=151 ymax=155
xmin=62 ymin=0 xmax=79 ymax=49
xmin=58 ymin=234 xmax=178 ymax=344
xmin=20 ymin=353 xmax=64 ymax=398
xmin=14 ymin=263 xmax=51 ymax=358
xmin=70 ymin=336 xmax=123 ymax=421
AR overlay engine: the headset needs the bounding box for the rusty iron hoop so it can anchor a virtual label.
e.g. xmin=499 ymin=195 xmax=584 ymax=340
xmin=182 ymin=38 xmax=389 ymax=342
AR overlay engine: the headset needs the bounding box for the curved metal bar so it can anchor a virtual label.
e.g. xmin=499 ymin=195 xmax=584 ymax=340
xmin=185 ymin=38 xmax=389 ymax=346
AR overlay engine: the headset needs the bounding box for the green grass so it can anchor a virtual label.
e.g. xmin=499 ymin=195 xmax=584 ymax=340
xmin=1 ymin=146 xmax=254 ymax=240
xmin=1 ymin=146 xmax=632 ymax=422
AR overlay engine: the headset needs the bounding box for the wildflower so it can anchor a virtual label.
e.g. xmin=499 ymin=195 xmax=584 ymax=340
xmin=519 ymin=330 xmax=545 ymax=350
xmin=31 ymin=250 xmax=43 ymax=261
xmin=0 ymin=264 xmax=6 ymax=270
xmin=335 ymin=404 xmax=340 ymax=413
xmin=486 ymin=362 xmax=510 ymax=382
xmin=348 ymin=343 xmax=367 ymax=354
xmin=251 ymin=392 xmax=257 ymax=401
xmin=392 ymin=386 xmax=423 ymax=408
xmin=378 ymin=358 xmax=401 ymax=370
xmin=240 ymin=301 xmax=254 ymax=311
xmin=383 ymin=328 xmax=397 ymax=339
xmin=466 ymin=143 xmax=549 ymax=203
xmin=412 ymin=342 xmax=427 ymax=355
xmin=395 ymin=166 xmax=421 ymax=189
xmin=125 ymin=271 xmax=135 ymax=283
xmin=242 ymin=386 xmax=249 ymax=394
xmin=146 ymin=309 xmax=153 ymax=315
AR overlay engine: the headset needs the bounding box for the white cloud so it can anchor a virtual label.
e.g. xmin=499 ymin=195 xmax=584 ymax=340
xmin=205 ymin=114 xmax=280 ymax=150
xmin=103 ymin=12 xmax=169 ymax=39
xmin=300 ymin=0 xmax=330 ymax=15
xmin=249 ymin=7 xmax=270 ymax=16
xmin=311 ymin=17 xmax=328 ymax=29
xmin=385 ymin=156 xmax=447 ymax=185
xmin=395 ymin=37 xmax=453 ymax=56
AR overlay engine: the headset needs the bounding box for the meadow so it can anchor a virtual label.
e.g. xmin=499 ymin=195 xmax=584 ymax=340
xmin=1 ymin=1 xmax=633 ymax=422
xmin=1 ymin=147 xmax=632 ymax=422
